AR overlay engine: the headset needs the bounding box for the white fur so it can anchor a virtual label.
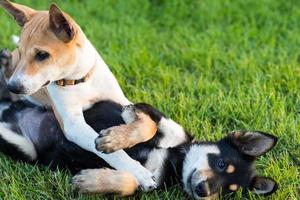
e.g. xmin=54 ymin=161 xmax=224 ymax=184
xmin=0 ymin=122 xmax=37 ymax=160
xmin=12 ymin=35 xmax=20 ymax=45
xmin=8 ymin=67 xmax=45 ymax=95
xmin=182 ymin=144 xmax=220 ymax=194
xmin=158 ymin=118 xmax=188 ymax=148
xmin=144 ymin=149 xmax=168 ymax=184
xmin=121 ymin=105 xmax=136 ymax=124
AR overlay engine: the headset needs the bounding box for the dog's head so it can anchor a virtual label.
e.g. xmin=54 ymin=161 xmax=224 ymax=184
xmin=0 ymin=0 xmax=86 ymax=95
xmin=182 ymin=131 xmax=278 ymax=199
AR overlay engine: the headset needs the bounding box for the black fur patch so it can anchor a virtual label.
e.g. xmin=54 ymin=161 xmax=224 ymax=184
xmin=0 ymin=134 xmax=32 ymax=162
xmin=134 ymin=103 xmax=165 ymax=123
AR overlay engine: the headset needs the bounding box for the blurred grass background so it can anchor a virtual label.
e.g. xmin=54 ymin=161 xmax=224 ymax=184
xmin=0 ymin=0 xmax=299 ymax=199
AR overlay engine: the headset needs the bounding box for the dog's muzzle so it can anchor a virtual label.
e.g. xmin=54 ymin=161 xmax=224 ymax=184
xmin=7 ymin=81 xmax=25 ymax=94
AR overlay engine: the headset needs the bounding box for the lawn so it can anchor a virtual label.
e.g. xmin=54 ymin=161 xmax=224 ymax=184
xmin=0 ymin=0 xmax=299 ymax=199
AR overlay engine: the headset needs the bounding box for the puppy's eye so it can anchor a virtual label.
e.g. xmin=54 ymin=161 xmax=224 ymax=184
xmin=35 ymin=51 xmax=50 ymax=61
xmin=217 ymin=159 xmax=227 ymax=171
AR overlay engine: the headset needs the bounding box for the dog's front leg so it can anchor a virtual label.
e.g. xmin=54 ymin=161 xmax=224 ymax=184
xmin=47 ymin=85 xmax=157 ymax=191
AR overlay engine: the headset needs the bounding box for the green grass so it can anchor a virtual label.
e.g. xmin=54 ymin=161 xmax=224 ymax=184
xmin=0 ymin=0 xmax=299 ymax=199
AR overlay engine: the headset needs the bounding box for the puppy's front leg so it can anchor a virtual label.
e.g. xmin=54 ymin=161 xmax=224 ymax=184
xmin=47 ymin=86 xmax=157 ymax=191
xmin=95 ymin=103 xmax=189 ymax=153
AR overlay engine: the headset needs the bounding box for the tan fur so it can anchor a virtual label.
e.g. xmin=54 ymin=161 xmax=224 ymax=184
xmin=95 ymin=112 xmax=157 ymax=153
xmin=72 ymin=168 xmax=138 ymax=196
xmin=197 ymin=170 xmax=214 ymax=179
xmin=229 ymin=184 xmax=238 ymax=191
xmin=226 ymin=164 xmax=235 ymax=174
xmin=19 ymin=11 xmax=79 ymax=77
xmin=203 ymin=193 xmax=219 ymax=200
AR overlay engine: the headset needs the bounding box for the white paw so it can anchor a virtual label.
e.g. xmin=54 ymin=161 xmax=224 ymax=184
xmin=130 ymin=164 xmax=157 ymax=192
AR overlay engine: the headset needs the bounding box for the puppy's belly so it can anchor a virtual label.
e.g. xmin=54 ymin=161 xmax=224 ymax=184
xmin=17 ymin=108 xmax=61 ymax=151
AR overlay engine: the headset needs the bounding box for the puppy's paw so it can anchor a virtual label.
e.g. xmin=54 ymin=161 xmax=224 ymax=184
xmin=95 ymin=127 xmax=132 ymax=153
xmin=0 ymin=49 xmax=12 ymax=68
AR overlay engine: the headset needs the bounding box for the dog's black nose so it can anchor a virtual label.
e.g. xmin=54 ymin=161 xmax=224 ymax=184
xmin=7 ymin=82 xmax=25 ymax=94
xmin=195 ymin=182 xmax=209 ymax=197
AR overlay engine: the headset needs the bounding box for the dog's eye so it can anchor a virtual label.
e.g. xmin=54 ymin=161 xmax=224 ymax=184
xmin=35 ymin=51 xmax=50 ymax=61
xmin=217 ymin=159 xmax=227 ymax=171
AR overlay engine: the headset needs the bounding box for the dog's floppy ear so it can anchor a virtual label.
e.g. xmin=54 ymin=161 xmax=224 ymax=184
xmin=0 ymin=0 xmax=36 ymax=26
xmin=49 ymin=4 xmax=75 ymax=43
xmin=229 ymin=131 xmax=277 ymax=157
xmin=250 ymin=176 xmax=278 ymax=195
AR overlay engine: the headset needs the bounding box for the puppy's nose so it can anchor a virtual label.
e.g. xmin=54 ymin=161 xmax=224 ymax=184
xmin=195 ymin=181 xmax=209 ymax=197
xmin=7 ymin=81 xmax=25 ymax=94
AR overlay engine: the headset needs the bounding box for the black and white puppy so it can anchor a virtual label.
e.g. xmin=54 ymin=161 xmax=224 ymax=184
xmin=0 ymin=99 xmax=277 ymax=199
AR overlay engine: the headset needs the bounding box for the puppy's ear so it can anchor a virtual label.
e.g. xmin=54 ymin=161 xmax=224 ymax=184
xmin=229 ymin=131 xmax=277 ymax=157
xmin=0 ymin=0 xmax=36 ymax=26
xmin=49 ymin=4 xmax=75 ymax=43
xmin=250 ymin=176 xmax=278 ymax=195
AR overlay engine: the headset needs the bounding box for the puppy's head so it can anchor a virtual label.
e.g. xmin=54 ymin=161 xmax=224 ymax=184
xmin=182 ymin=131 xmax=278 ymax=199
xmin=0 ymin=0 xmax=85 ymax=94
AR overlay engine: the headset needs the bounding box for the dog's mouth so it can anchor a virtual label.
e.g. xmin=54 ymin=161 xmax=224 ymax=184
xmin=187 ymin=169 xmax=218 ymax=200
xmin=42 ymin=81 xmax=51 ymax=87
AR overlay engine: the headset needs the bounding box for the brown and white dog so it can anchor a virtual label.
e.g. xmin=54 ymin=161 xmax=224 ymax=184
xmin=0 ymin=0 xmax=189 ymax=190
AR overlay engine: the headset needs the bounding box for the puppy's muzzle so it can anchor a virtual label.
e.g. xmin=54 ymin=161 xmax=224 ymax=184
xmin=195 ymin=181 xmax=210 ymax=198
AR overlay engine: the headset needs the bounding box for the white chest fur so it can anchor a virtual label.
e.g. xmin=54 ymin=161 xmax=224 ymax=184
xmin=144 ymin=149 xmax=168 ymax=185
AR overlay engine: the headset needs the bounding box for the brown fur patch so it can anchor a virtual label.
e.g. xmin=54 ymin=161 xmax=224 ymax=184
xmin=95 ymin=112 xmax=157 ymax=153
xmin=229 ymin=184 xmax=238 ymax=191
xmin=72 ymin=168 xmax=138 ymax=196
xmin=226 ymin=164 xmax=235 ymax=173
xmin=19 ymin=11 xmax=78 ymax=76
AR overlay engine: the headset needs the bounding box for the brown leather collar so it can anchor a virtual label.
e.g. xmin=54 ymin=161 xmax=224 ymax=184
xmin=55 ymin=65 xmax=96 ymax=86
